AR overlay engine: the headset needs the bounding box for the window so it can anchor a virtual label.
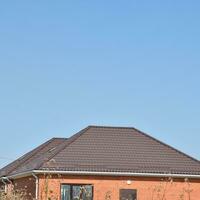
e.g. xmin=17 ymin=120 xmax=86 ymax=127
xmin=120 ymin=189 xmax=137 ymax=200
xmin=61 ymin=184 xmax=93 ymax=200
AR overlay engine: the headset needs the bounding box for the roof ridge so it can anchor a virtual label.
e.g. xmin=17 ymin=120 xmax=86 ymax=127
xmin=88 ymin=125 xmax=135 ymax=129
xmin=130 ymin=127 xmax=200 ymax=164
xmin=36 ymin=126 xmax=91 ymax=170
xmin=0 ymin=138 xmax=55 ymax=177
xmin=52 ymin=137 xmax=67 ymax=140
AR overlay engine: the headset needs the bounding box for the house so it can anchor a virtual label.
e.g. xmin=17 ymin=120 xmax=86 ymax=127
xmin=0 ymin=125 xmax=200 ymax=200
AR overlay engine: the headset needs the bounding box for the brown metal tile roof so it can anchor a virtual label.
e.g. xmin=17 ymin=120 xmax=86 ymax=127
xmin=0 ymin=138 xmax=66 ymax=177
xmin=1 ymin=126 xmax=200 ymax=177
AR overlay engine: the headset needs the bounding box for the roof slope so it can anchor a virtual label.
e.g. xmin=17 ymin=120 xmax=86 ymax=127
xmin=0 ymin=138 xmax=66 ymax=177
xmin=1 ymin=126 xmax=200 ymax=177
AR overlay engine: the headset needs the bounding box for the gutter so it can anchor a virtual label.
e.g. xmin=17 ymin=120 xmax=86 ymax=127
xmin=4 ymin=177 xmax=12 ymax=184
xmin=7 ymin=170 xmax=200 ymax=179
xmin=32 ymin=173 xmax=39 ymax=200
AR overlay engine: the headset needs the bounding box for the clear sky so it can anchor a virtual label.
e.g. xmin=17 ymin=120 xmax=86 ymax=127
xmin=0 ymin=1 xmax=200 ymax=168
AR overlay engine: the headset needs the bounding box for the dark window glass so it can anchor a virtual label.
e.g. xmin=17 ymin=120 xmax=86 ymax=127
xmin=61 ymin=184 xmax=93 ymax=200
xmin=120 ymin=189 xmax=137 ymax=200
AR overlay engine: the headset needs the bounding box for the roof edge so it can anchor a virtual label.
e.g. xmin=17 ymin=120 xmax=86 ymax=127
xmin=0 ymin=137 xmax=57 ymax=177
xmin=5 ymin=170 xmax=200 ymax=180
xmin=131 ymin=126 xmax=200 ymax=164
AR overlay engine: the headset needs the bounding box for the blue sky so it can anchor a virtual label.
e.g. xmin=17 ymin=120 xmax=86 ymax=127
xmin=0 ymin=1 xmax=200 ymax=167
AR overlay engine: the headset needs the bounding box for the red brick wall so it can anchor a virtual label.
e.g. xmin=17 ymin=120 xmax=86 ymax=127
xmin=13 ymin=176 xmax=36 ymax=199
xmin=38 ymin=175 xmax=200 ymax=200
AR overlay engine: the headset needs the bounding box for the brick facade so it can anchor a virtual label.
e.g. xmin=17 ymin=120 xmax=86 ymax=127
xmin=38 ymin=175 xmax=200 ymax=200
xmin=12 ymin=176 xmax=36 ymax=200
xmin=2 ymin=174 xmax=200 ymax=199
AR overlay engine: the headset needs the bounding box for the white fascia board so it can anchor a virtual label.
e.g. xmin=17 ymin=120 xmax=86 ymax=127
xmin=7 ymin=170 xmax=200 ymax=179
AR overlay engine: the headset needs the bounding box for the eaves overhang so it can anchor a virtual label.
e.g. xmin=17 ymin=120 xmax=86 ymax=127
xmin=5 ymin=170 xmax=200 ymax=180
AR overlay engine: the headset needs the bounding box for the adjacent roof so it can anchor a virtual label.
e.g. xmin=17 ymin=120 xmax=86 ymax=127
xmin=1 ymin=125 xmax=200 ymax=178
xmin=0 ymin=138 xmax=66 ymax=177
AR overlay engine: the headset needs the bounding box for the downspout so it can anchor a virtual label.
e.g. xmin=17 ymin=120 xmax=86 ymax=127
xmin=1 ymin=177 xmax=12 ymax=193
xmin=32 ymin=173 xmax=39 ymax=200
xmin=1 ymin=178 xmax=7 ymax=193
